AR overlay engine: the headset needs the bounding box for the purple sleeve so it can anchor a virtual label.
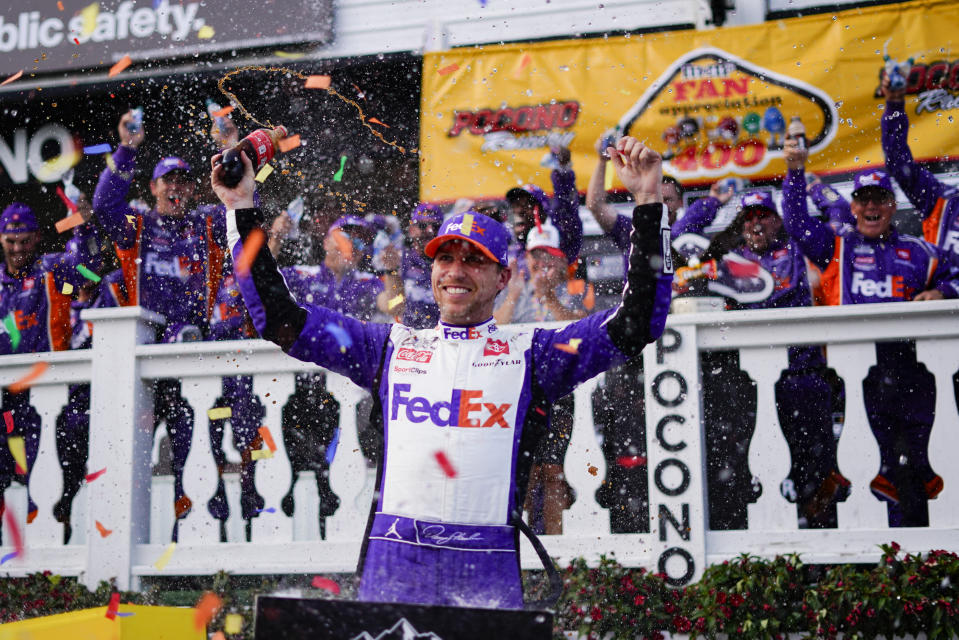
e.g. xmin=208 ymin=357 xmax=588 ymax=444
xmin=808 ymin=183 xmax=854 ymax=229
xmin=881 ymin=101 xmax=946 ymax=219
xmin=549 ymin=168 xmax=583 ymax=263
xmin=932 ymin=245 xmax=959 ymax=299
xmin=92 ymin=146 xmax=140 ymax=248
xmin=608 ymin=213 xmax=631 ymax=253
xmin=41 ymin=223 xmax=105 ymax=289
xmin=782 ymin=168 xmax=835 ymax=270
xmin=672 ymin=196 xmax=720 ymax=237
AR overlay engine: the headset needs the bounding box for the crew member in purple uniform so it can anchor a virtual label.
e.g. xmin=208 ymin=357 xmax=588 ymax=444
xmin=377 ymin=204 xmax=443 ymax=329
xmin=211 ymin=136 xmax=672 ymax=609
xmin=92 ymin=111 xmax=228 ymax=531
xmin=674 ymin=186 xmax=851 ymax=528
xmin=782 ymin=138 xmax=959 ymax=527
xmin=0 ymin=202 xmax=103 ymax=534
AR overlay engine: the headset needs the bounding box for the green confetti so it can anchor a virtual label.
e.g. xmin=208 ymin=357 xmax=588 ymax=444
xmin=3 ymin=313 xmax=20 ymax=351
xmin=333 ymin=155 xmax=347 ymax=182
xmin=76 ymin=265 xmax=101 ymax=283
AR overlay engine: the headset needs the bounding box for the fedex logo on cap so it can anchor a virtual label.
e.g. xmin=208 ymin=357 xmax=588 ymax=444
xmin=446 ymin=214 xmax=485 ymax=237
xmin=742 ymin=193 xmax=765 ymax=207
xmin=859 ymin=172 xmax=884 ymax=186
xmin=390 ymin=383 xmax=511 ymax=428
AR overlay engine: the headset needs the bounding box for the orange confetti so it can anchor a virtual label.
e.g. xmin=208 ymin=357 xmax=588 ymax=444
xmin=235 ymin=228 xmax=265 ymax=276
xmin=57 ymin=0 xmax=64 ymax=9
xmin=95 ymin=520 xmax=113 ymax=537
xmin=108 ymin=55 xmax=132 ymax=78
xmin=9 ymin=362 xmax=49 ymax=393
xmin=258 ymin=426 xmax=277 ymax=452
xmin=437 ymin=64 xmax=460 ymax=76
xmin=1 ymin=70 xmax=23 ymax=87
xmin=85 ymin=467 xmax=107 ymax=483
xmin=194 ymin=592 xmax=223 ymax=631
xmin=617 ymin=455 xmax=647 ymax=468
xmin=553 ymin=342 xmax=579 ymax=355
xmin=512 ymin=53 xmax=532 ymax=79
xmin=434 ymin=451 xmax=457 ymax=478
xmin=55 ymin=213 xmax=85 ymax=234
xmin=105 ymin=592 xmax=120 ymax=620
xmin=211 ymin=105 xmax=234 ymax=118
xmin=278 ymin=134 xmax=301 ymax=152
xmin=304 ymin=75 xmax=331 ymax=89
xmin=368 ymin=117 xmax=390 ymax=128
xmin=311 ymin=576 xmax=341 ymax=594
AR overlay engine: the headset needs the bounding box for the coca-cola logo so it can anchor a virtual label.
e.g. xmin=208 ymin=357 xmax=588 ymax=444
xmin=483 ymin=338 xmax=510 ymax=357
xmin=397 ymin=348 xmax=432 ymax=363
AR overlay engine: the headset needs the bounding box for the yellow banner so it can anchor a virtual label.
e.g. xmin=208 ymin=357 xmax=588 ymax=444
xmin=420 ymin=0 xmax=959 ymax=202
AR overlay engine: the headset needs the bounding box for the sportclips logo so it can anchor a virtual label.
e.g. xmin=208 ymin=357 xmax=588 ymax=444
xmin=447 ymin=101 xmax=579 ymax=152
xmin=390 ymin=383 xmax=511 ymax=428
xmin=0 ymin=2 xmax=202 ymax=52
xmin=617 ymin=47 xmax=837 ymax=178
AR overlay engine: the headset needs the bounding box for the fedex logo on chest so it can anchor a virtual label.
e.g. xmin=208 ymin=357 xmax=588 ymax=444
xmin=390 ymin=383 xmax=511 ymax=428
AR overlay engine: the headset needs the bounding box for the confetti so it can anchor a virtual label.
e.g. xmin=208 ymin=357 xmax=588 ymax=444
xmin=9 ymin=362 xmax=49 ymax=393
xmin=77 ymin=264 xmax=101 ymax=282
xmin=325 ymin=428 xmax=340 ymax=464
xmin=85 ymin=467 xmax=106 ymax=483
xmin=95 ymin=520 xmax=113 ymax=537
xmin=57 ymin=1 xmax=64 ymax=9
xmin=437 ymin=63 xmax=460 ymax=76
xmin=256 ymin=507 xmax=276 ymax=514
xmin=434 ymin=451 xmax=457 ymax=478
xmin=212 ymin=633 xmax=226 ymax=640
xmin=153 ymin=542 xmax=176 ymax=570
xmin=105 ymin=154 xmax=117 ymax=171
xmin=207 ymin=407 xmax=232 ymax=420
xmin=105 ymin=592 xmax=121 ymax=620
xmin=387 ymin=294 xmax=404 ymax=310
xmin=1 ymin=507 xmax=22 ymax=563
xmin=554 ymin=338 xmax=582 ymax=355
xmin=587 ymin=465 xmax=598 ymax=476
xmin=278 ymin=134 xmax=301 ymax=152
xmin=108 ymin=55 xmax=132 ymax=78
xmin=254 ymin=163 xmax=274 ymax=182
xmin=1 ymin=70 xmax=24 ymax=87
xmin=604 ymin=165 xmax=614 ymax=191
xmin=126 ymin=214 xmax=135 ymax=226
xmin=8 ymin=437 xmax=27 ymax=474
xmin=304 ymin=75 xmax=331 ymax=89
xmin=197 ymin=25 xmax=215 ymax=39
xmin=311 ymin=576 xmax=341 ymax=594
xmin=235 ymin=228 xmax=265 ymax=275
xmin=534 ymin=407 xmax=547 ymax=416
xmin=56 ymin=186 xmax=79 ymax=214
xmin=3 ymin=411 xmax=12 ymax=434
xmin=512 ymin=53 xmax=532 ymax=79
xmin=332 ymin=155 xmax=347 ymax=182
xmin=74 ymin=38 xmax=80 ymax=44
xmin=80 ymin=2 xmax=99 ymax=36
xmin=617 ymin=455 xmax=647 ymax=468
xmin=3 ymin=313 xmax=21 ymax=351
xmin=116 ymin=612 xmax=134 ymax=618
xmin=258 ymin=426 xmax=277 ymax=452
xmin=368 ymin=117 xmax=390 ymax=128
xmin=55 ymin=213 xmax=85 ymax=234
xmin=224 ymin=613 xmax=243 ymax=634
xmin=62 ymin=282 xmax=74 ymax=295
xmin=83 ymin=143 xmax=112 ymax=155
xmin=274 ymin=50 xmax=307 ymax=59
xmin=250 ymin=449 xmax=273 ymax=460
xmin=211 ymin=105 xmax=233 ymax=118
xmin=194 ymin=592 xmax=223 ymax=631
xmin=324 ymin=322 xmax=352 ymax=351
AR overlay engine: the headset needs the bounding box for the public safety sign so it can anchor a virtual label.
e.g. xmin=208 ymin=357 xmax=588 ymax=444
xmin=420 ymin=0 xmax=959 ymax=201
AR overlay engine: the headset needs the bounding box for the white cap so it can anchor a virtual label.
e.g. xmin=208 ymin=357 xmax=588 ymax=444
xmin=525 ymin=223 xmax=564 ymax=257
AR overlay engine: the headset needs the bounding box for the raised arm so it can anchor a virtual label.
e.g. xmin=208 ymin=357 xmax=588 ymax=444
xmin=533 ymin=137 xmax=672 ymax=403
xmin=808 ymin=180 xmax=854 ymax=230
xmin=781 ymin=139 xmax=836 ymax=270
xmin=548 ymin=152 xmax=583 ymax=264
xmin=881 ymin=79 xmax=947 ymax=219
xmin=585 ymin=137 xmax=621 ymax=234
xmin=211 ymin=151 xmax=390 ymax=389
xmin=91 ymin=111 xmax=144 ymax=248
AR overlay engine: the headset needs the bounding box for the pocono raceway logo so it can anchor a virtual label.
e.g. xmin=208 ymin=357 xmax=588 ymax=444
xmin=447 ymin=100 xmax=579 ymax=152
xmin=351 ymin=618 xmax=442 ymax=640
xmin=0 ymin=2 xmax=203 ymax=51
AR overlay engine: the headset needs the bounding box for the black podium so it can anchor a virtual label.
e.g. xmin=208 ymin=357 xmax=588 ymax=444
xmin=254 ymin=596 xmax=554 ymax=639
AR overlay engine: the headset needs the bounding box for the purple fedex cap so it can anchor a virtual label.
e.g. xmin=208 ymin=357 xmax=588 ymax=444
xmin=506 ymin=184 xmax=549 ymax=214
xmin=739 ymin=190 xmax=777 ymax=214
xmin=410 ymin=203 xmax=444 ymax=225
xmin=0 ymin=203 xmax=39 ymax=233
xmin=852 ymin=169 xmax=894 ymax=196
xmin=424 ymin=211 xmax=510 ymax=267
xmin=152 ymin=157 xmax=192 ymax=180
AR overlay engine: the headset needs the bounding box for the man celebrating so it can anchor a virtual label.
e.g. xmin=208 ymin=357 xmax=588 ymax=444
xmin=211 ymin=136 xmax=672 ymax=608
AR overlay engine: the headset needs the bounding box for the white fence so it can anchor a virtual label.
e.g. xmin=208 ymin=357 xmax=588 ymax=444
xmin=0 ymin=302 xmax=957 ymax=590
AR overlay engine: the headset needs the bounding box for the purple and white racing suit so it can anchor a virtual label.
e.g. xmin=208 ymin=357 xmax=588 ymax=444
xmin=226 ymin=203 xmax=672 ymax=608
